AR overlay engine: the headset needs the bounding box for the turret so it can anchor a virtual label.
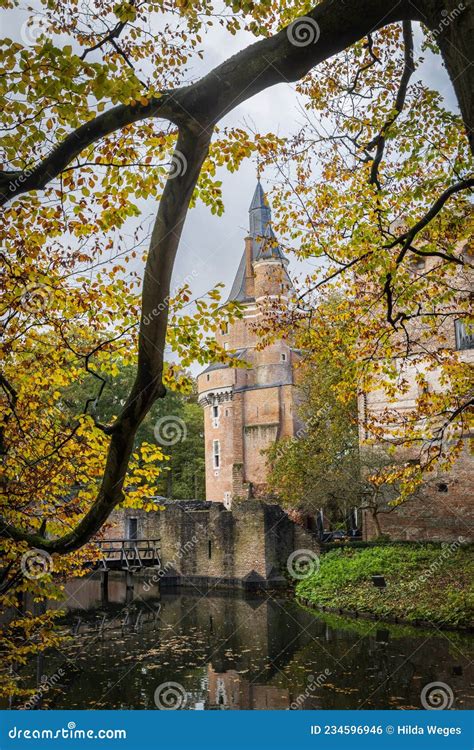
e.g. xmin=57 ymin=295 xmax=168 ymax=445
xmin=197 ymin=179 xmax=301 ymax=503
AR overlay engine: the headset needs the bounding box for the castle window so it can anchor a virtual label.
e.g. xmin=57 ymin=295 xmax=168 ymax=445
xmin=127 ymin=517 xmax=138 ymax=541
xmin=207 ymin=374 xmax=210 ymax=381
xmin=455 ymin=319 xmax=474 ymax=350
xmin=281 ymin=353 xmax=287 ymax=362
xmin=221 ymin=322 xmax=229 ymax=335
xmin=212 ymin=405 xmax=219 ymax=419
xmin=213 ymin=440 xmax=220 ymax=469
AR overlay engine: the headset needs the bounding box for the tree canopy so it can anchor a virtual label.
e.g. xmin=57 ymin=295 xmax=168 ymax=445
xmin=1 ymin=1 xmax=473 ymax=699
xmin=1 ymin=0 xmax=472 ymax=556
xmin=266 ymin=315 xmax=361 ymax=517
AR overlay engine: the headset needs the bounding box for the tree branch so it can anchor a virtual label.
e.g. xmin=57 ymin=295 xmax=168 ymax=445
xmin=0 ymin=0 xmax=420 ymax=207
xmin=4 ymin=0 xmax=469 ymax=552
xmin=367 ymin=20 xmax=415 ymax=189
xmin=388 ymin=177 xmax=474 ymax=263
xmin=0 ymin=96 xmax=181 ymax=205
xmin=0 ymin=126 xmax=212 ymax=552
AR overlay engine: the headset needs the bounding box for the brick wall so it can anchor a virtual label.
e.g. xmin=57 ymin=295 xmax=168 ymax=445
xmin=363 ymin=442 xmax=473 ymax=542
xmin=359 ymin=318 xmax=473 ymax=543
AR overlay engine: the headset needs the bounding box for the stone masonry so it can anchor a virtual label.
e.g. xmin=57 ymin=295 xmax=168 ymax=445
xmin=106 ymin=500 xmax=320 ymax=590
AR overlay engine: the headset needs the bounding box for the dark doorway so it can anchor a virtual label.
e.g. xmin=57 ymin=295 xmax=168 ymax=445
xmin=127 ymin=517 xmax=138 ymax=541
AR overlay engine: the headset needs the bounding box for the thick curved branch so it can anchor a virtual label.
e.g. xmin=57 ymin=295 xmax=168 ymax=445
xmin=4 ymin=0 xmax=471 ymax=552
xmin=0 ymin=0 xmax=420 ymax=207
xmin=430 ymin=0 xmax=474 ymax=153
xmin=382 ymin=177 xmax=473 ymax=329
xmin=367 ymin=20 xmax=415 ymax=189
xmin=0 ymin=127 xmax=212 ymax=552
xmin=0 ymin=96 xmax=182 ymax=205
xmin=388 ymin=177 xmax=474 ymax=263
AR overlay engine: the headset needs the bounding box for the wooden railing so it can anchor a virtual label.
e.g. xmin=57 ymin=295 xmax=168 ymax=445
xmin=96 ymin=538 xmax=161 ymax=571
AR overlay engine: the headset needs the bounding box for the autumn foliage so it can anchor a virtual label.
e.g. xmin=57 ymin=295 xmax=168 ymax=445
xmin=0 ymin=0 xmax=472 ymax=699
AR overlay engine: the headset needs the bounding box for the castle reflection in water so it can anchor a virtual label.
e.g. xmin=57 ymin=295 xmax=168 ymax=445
xmin=12 ymin=572 xmax=474 ymax=711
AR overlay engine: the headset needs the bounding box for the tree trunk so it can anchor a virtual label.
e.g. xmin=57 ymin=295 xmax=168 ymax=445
xmin=371 ymin=508 xmax=383 ymax=538
xmin=1 ymin=128 xmax=212 ymax=553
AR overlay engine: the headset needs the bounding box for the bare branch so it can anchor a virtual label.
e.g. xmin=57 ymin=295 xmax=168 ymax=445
xmin=388 ymin=178 xmax=474 ymax=263
xmin=367 ymin=20 xmax=415 ymax=189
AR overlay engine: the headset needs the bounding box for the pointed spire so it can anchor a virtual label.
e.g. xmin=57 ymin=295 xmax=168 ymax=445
xmin=249 ymin=180 xmax=272 ymax=240
xmin=249 ymin=181 xmax=285 ymax=262
xmin=227 ymin=180 xmax=287 ymax=302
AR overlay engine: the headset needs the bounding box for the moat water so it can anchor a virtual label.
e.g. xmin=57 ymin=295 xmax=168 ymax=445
xmin=10 ymin=573 xmax=474 ymax=710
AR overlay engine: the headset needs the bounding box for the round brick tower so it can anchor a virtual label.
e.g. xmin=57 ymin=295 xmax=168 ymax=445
xmin=197 ymin=181 xmax=302 ymax=505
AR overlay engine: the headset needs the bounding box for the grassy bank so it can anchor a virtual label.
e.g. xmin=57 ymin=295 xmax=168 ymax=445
xmin=296 ymin=543 xmax=474 ymax=629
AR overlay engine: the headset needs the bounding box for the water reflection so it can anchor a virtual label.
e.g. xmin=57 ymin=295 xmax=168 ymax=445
xmin=10 ymin=573 xmax=474 ymax=710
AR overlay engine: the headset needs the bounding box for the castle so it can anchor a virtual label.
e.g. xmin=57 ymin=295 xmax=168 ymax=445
xmin=197 ymin=181 xmax=302 ymax=504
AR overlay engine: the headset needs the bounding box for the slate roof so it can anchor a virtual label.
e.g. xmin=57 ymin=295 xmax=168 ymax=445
xmin=200 ymin=348 xmax=248 ymax=375
xmin=227 ymin=181 xmax=286 ymax=302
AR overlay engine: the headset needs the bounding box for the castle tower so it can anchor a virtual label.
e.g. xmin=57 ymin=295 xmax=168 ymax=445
xmin=197 ymin=181 xmax=303 ymax=505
